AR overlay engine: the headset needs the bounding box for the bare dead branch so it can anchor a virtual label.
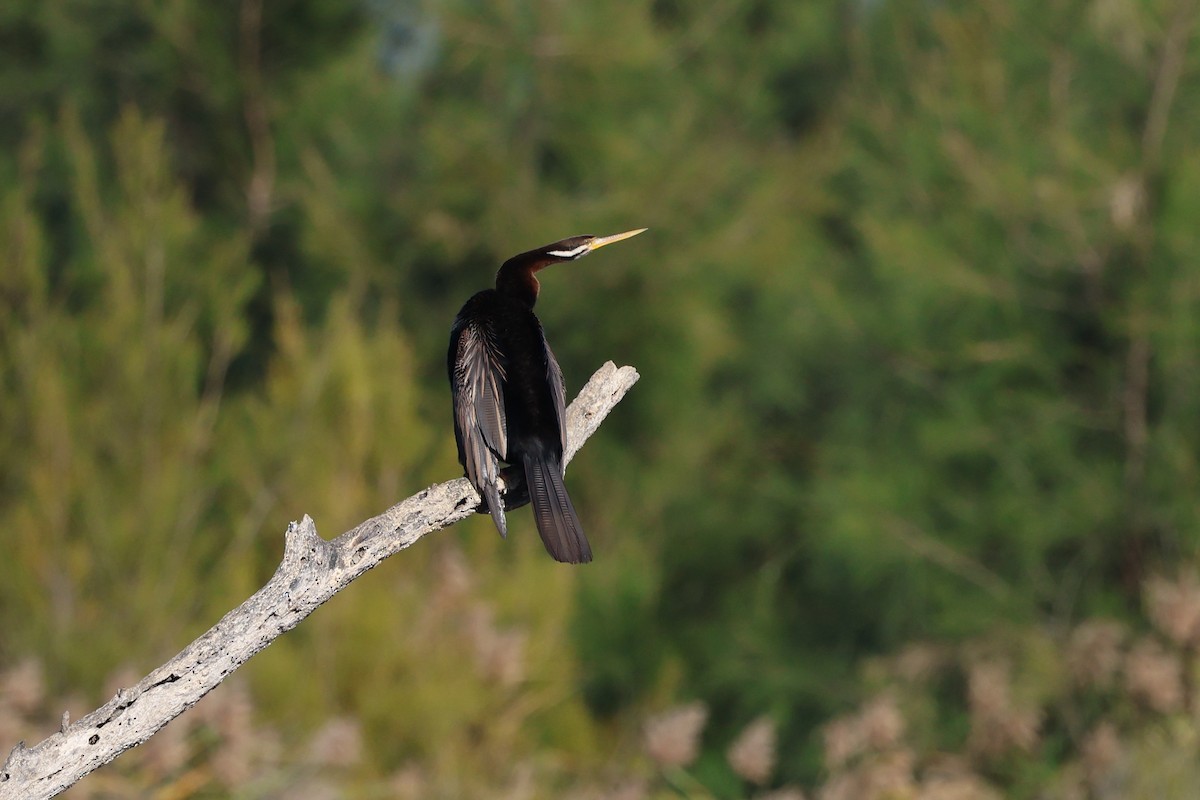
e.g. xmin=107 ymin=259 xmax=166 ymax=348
xmin=0 ymin=361 xmax=640 ymax=800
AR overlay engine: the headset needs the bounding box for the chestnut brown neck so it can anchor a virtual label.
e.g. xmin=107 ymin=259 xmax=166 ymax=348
xmin=496 ymin=251 xmax=556 ymax=308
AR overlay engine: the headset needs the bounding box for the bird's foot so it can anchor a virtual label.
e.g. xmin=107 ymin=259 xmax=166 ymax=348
xmin=498 ymin=464 xmax=531 ymax=511
xmin=470 ymin=465 xmax=531 ymax=518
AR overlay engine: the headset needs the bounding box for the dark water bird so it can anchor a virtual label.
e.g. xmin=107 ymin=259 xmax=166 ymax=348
xmin=448 ymin=228 xmax=646 ymax=563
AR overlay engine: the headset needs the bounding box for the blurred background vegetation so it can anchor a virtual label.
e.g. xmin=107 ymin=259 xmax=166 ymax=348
xmin=2 ymin=0 xmax=1200 ymax=797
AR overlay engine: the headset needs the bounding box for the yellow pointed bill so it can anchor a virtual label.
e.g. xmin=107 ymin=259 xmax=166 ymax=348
xmin=588 ymin=228 xmax=648 ymax=252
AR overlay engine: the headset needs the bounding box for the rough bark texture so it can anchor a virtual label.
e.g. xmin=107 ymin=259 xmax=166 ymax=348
xmin=0 ymin=361 xmax=640 ymax=800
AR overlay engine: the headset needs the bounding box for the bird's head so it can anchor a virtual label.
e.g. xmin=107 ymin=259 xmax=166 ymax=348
xmin=497 ymin=228 xmax=647 ymax=305
xmin=538 ymin=228 xmax=648 ymax=264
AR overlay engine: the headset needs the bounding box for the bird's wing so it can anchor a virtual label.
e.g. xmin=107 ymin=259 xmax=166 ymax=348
xmin=454 ymin=320 xmax=508 ymax=459
xmin=451 ymin=320 xmax=509 ymax=533
xmin=544 ymin=338 xmax=568 ymax=456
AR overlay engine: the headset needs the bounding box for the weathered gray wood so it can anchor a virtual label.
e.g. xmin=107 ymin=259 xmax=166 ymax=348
xmin=0 ymin=362 xmax=640 ymax=800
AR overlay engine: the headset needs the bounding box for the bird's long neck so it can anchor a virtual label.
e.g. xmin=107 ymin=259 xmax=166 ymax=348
xmin=495 ymin=251 xmax=553 ymax=308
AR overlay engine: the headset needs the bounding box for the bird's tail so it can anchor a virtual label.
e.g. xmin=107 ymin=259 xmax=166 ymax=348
xmin=522 ymin=454 xmax=592 ymax=564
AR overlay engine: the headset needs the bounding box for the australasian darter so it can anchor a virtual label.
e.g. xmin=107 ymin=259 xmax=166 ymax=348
xmin=448 ymin=228 xmax=646 ymax=563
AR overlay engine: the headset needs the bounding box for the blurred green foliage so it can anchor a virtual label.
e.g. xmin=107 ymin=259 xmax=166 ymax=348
xmin=2 ymin=0 xmax=1200 ymax=796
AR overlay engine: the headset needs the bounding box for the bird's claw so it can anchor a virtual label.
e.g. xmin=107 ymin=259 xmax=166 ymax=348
xmin=473 ymin=464 xmax=532 ymax=517
xmin=498 ymin=464 xmax=531 ymax=511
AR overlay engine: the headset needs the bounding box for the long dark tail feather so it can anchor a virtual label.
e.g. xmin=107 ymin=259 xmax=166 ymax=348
xmin=523 ymin=455 xmax=592 ymax=564
xmin=483 ymin=481 xmax=507 ymax=539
